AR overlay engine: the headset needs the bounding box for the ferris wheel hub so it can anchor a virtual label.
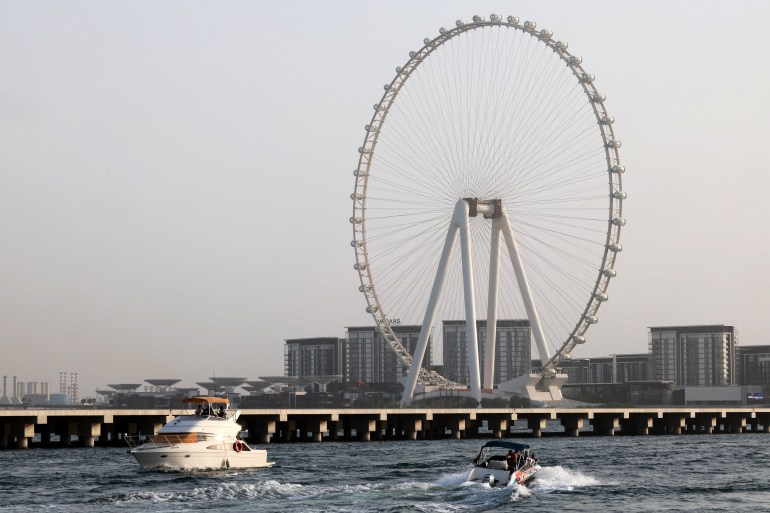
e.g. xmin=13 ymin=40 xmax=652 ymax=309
xmin=462 ymin=198 xmax=502 ymax=219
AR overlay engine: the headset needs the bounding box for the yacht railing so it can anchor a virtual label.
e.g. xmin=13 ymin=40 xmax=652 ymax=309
xmin=124 ymin=433 xmax=215 ymax=449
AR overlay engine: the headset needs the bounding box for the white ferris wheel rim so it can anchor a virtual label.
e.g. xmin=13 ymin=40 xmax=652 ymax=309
xmin=350 ymin=15 xmax=624 ymax=382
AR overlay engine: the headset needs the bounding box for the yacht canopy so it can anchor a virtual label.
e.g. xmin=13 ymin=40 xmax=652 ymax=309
xmin=182 ymin=396 xmax=229 ymax=405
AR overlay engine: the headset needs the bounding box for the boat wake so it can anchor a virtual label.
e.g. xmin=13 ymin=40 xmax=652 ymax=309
xmin=96 ymin=479 xmax=437 ymax=506
xmin=434 ymin=470 xmax=470 ymax=487
xmin=92 ymin=466 xmax=601 ymax=510
xmin=529 ymin=465 xmax=601 ymax=493
xmin=454 ymin=465 xmax=599 ymax=494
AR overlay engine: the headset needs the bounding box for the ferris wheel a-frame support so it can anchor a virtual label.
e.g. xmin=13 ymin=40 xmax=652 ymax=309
xmin=401 ymin=198 xmax=560 ymax=406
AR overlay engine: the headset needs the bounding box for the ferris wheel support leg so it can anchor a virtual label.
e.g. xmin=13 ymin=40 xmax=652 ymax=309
xmin=483 ymin=221 xmax=502 ymax=390
xmin=400 ymin=204 xmax=461 ymax=407
xmin=499 ymin=210 xmax=552 ymax=367
xmin=458 ymin=202 xmax=482 ymax=403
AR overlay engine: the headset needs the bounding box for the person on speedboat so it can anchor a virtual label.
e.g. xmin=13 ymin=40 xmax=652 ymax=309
xmin=507 ymin=450 xmax=521 ymax=476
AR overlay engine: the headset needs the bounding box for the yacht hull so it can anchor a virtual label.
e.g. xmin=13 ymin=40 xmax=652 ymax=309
xmin=131 ymin=444 xmax=274 ymax=470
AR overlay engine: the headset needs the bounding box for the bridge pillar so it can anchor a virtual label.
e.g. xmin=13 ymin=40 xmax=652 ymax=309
xmin=444 ymin=417 xmax=466 ymax=439
xmin=0 ymin=423 xmax=9 ymax=448
xmin=428 ymin=420 xmax=443 ymax=439
xmin=61 ymin=422 xmax=77 ymax=446
xmin=661 ymin=412 xmax=690 ymax=435
xmin=727 ymin=413 xmax=749 ymax=434
xmin=12 ymin=422 xmax=34 ymax=449
xmin=482 ymin=416 xmax=512 ymax=439
xmin=348 ymin=418 xmax=377 ymax=441
xmin=139 ymin=420 xmax=164 ymax=436
xmin=247 ymin=418 xmax=276 ymax=444
xmin=402 ymin=418 xmax=423 ymax=440
xmin=621 ymin=414 xmax=656 ymax=435
xmin=756 ymin=413 xmax=770 ymax=433
xmin=305 ymin=418 xmax=328 ymax=442
xmin=694 ymin=413 xmax=720 ymax=434
xmin=98 ymin=423 xmax=117 ymax=446
xmin=78 ymin=422 xmax=101 ymax=448
xmin=39 ymin=425 xmax=52 ymax=446
xmin=328 ymin=421 xmax=340 ymax=441
xmin=559 ymin=413 xmax=588 ymax=437
xmin=529 ymin=417 xmax=546 ymax=438
xmin=518 ymin=411 xmax=555 ymax=438
xmin=591 ymin=414 xmax=620 ymax=436
xmin=281 ymin=419 xmax=296 ymax=442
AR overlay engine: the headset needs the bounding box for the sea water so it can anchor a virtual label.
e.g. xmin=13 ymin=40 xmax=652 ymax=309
xmin=2 ymin=434 xmax=770 ymax=512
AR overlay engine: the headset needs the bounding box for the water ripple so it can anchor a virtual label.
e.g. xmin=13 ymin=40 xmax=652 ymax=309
xmin=2 ymin=436 xmax=770 ymax=512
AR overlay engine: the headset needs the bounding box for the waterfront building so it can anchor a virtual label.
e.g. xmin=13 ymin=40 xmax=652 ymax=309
xmin=563 ymin=381 xmax=674 ymax=405
xmin=443 ymin=319 xmax=531 ymax=386
xmin=738 ymin=345 xmax=770 ymax=385
xmin=648 ymin=325 xmax=739 ymax=387
xmin=559 ymin=353 xmax=649 ymax=384
xmin=284 ymin=337 xmax=344 ymax=379
xmin=344 ymin=325 xmax=429 ymax=384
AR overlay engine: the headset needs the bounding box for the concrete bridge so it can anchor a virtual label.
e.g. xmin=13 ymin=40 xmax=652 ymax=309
xmin=2 ymin=407 xmax=769 ymax=449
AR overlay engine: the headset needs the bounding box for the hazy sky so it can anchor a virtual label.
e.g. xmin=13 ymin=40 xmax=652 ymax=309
xmin=1 ymin=1 xmax=768 ymax=397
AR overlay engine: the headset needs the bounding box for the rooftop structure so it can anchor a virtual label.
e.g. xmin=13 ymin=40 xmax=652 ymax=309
xmin=259 ymin=376 xmax=301 ymax=386
xmin=243 ymin=381 xmax=272 ymax=393
xmin=174 ymin=387 xmax=200 ymax=395
xmin=196 ymin=382 xmax=225 ymax=395
xmin=144 ymin=379 xmax=181 ymax=391
xmin=108 ymin=384 xmax=142 ymax=392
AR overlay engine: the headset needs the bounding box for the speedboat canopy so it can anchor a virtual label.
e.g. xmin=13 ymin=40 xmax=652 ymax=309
xmin=481 ymin=440 xmax=530 ymax=451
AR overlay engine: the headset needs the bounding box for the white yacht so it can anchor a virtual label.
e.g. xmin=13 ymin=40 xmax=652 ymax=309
xmin=125 ymin=396 xmax=274 ymax=470
xmin=466 ymin=440 xmax=540 ymax=487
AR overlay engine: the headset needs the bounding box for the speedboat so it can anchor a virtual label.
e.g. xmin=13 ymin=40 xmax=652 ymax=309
xmin=466 ymin=440 xmax=540 ymax=487
xmin=125 ymin=396 xmax=274 ymax=470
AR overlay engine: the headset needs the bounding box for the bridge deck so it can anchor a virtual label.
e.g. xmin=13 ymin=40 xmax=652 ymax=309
xmin=1 ymin=407 xmax=768 ymax=448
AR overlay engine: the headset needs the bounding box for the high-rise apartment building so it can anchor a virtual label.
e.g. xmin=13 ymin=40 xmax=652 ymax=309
xmin=443 ymin=319 xmax=531 ymax=386
xmin=648 ymin=325 xmax=738 ymax=386
xmin=344 ymin=325 xmax=430 ymax=384
xmin=284 ymin=337 xmax=343 ymax=379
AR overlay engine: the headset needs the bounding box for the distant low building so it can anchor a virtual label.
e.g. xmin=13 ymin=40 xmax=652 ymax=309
xmin=557 ymin=353 xmax=649 ymax=385
xmin=673 ymin=386 xmax=742 ymax=406
xmin=562 ymin=380 xmax=674 ymax=405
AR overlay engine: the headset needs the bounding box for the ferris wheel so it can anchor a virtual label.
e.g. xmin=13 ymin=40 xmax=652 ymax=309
xmin=350 ymin=15 xmax=625 ymax=405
